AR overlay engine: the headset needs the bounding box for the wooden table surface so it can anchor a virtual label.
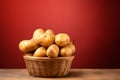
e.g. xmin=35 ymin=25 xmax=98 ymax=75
xmin=0 ymin=69 xmax=120 ymax=80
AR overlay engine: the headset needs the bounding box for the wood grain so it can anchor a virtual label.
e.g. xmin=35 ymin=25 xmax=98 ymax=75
xmin=0 ymin=69 xmax=120 ymax=80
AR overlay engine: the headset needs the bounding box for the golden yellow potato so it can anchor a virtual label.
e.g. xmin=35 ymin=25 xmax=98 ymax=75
xmin=46 ymin=44 xmax=59 ymax=58
xmin=32 ymin=28 xmax=44 ymax=44
xmin=55 ymin=33 xmax=70 ymax=47
xmin=33 ymin=28 xmax=44 ymax=39
xmin=69 ymin=43 xmax=76 ymax=54
xmin=39 ymin=33 xmax=55 ymax=46
xmin=19 ymin=39 xmax=39 ymax=53
xmin=60 ymin=44 xmax=76 ymax=57
xmin=33 ymin=47 xmax=46 ymax=57
xmin=45 ymin=29 xmax=55 ymax=35
xmin=33 ymin=47 xmax=47 ymax=57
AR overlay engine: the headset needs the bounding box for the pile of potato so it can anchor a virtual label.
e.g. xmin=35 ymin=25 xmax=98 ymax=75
xmin=19 ymin=28 xmax=76 ymax=58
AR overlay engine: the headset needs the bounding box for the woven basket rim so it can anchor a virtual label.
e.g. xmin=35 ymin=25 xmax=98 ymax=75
xmin=24 ymin=56 xmax=74 ymax=60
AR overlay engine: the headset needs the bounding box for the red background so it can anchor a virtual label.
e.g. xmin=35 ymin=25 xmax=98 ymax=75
xmin=0 ymin=0 xmax=120 ymax=68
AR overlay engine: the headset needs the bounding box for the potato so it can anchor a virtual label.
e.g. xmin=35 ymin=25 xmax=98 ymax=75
xmin=69 ymin=42 xmax=76 ymax=54
xmin=33 ymin=47 xmax=47 ymax=57
xmin=45 ymin=29 xmax=55 ymax=35
xmin=32 ymin=28 xmax=44 ymax=44
xmin=33 ymin=28 xmax=44 ymax=39
xmin=46 ymin=44 xmax=59 ymax=58
xmin=60 ymin=44 xmax=76 ymax=57
xmin=39 ymin=33 xmax=55 ymax=46
xmin=55 ymin=33 xmax=70 ymax=47
xmin=19 ymin=39 xmax=39 ymax=53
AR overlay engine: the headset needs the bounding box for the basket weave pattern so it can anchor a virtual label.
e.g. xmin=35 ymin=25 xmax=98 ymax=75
xmin=24 ymin=56 xmax=74 ymax=77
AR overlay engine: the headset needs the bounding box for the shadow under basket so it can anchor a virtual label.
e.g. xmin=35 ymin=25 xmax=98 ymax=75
xmin=23 ymin=56 xmax=74 ymax=77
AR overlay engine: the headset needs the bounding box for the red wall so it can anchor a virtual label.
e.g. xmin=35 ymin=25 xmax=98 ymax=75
xmin=0 ymin=0 xmax=120 ymax=68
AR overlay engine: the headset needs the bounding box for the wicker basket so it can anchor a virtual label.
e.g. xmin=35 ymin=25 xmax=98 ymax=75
xmin=24 ymin=56 xmax=74 ymax=77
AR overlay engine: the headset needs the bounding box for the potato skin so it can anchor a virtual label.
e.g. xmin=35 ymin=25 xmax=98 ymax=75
xmin=60 ymin=44 xmax=76 ymax=57
xmin=39 ymin=33 xmax=55 ymax=46
xmin=19 ymin=39 xmax=39 ymax=53
xmin=32 ymin=28 xmax=44 ymax=44
xmin=55 ymin=33 xmax=70 ymax=47
xmin=45 ymin=29 xmax=55 ymax=35
xmin=67 ymin=44 xmax=76 ymax=54
xmin=46 ymin=44 xmax=59 ymax=58
xmin=33 ymin=47 xmax=47 ymax=57
xmin=33 ymin=28 xmax=44 ymax=39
